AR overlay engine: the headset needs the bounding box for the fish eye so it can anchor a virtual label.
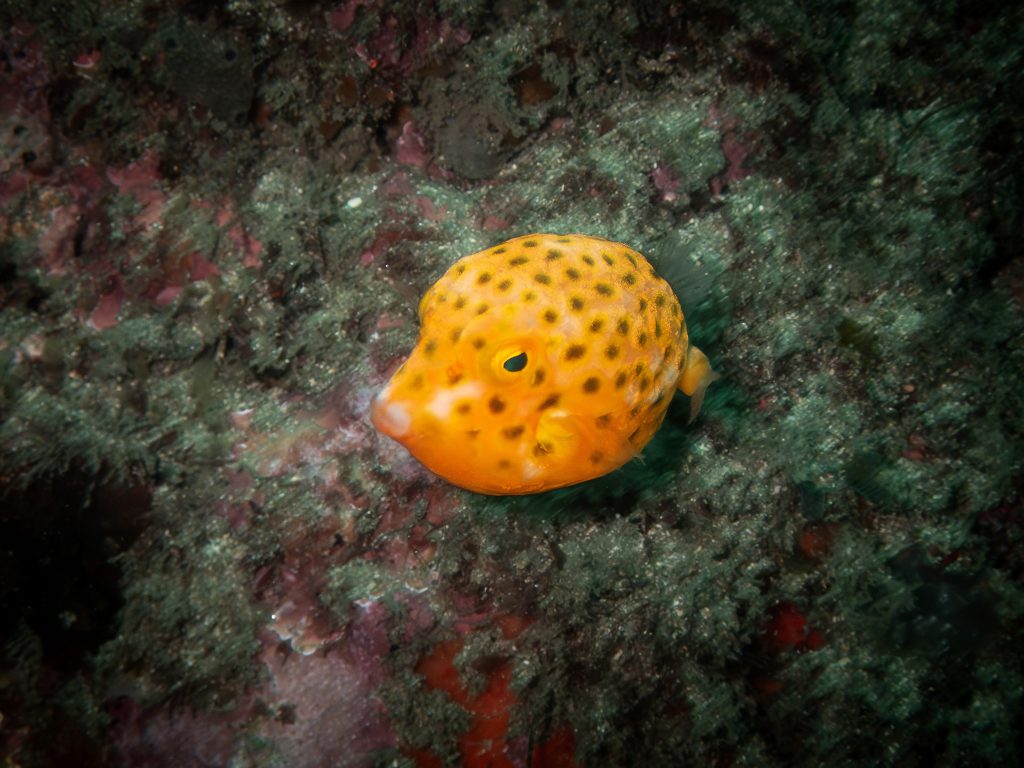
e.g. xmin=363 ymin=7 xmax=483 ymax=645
xmin=502 ymin=352 xmax=528 ymax=372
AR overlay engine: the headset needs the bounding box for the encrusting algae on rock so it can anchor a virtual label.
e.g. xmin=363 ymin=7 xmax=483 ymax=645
xmin=371 ymin=234 xmax=717 ymax=494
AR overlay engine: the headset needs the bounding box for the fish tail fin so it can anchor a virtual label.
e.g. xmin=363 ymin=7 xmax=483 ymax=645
xmin=678 ymin=345 xmax=718 ymax=423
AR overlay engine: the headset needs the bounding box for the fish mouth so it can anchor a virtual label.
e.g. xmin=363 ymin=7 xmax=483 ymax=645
xmin=370 ymin=393 xmax=412 ymax=440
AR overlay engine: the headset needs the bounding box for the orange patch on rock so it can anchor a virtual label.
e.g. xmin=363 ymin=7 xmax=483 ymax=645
xmin=414 ymin=626 xmax=579 ymax=768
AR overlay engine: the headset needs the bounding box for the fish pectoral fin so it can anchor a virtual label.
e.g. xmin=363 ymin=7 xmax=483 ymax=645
xmin=534 ymin=411 xmax=582 ymax=462
xmin=678 ymin=344 xmax=719 ymax=422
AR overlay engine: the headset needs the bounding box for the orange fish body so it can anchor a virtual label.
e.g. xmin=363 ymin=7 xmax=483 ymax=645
xmin=371 ymin=234 xmax=715 ymax=495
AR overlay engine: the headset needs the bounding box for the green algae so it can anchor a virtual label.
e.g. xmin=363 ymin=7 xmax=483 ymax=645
xmin=1 ymin=0 xmax=1022 ymax=764
xmin=95 ymin=488 xmax=262 ymax=708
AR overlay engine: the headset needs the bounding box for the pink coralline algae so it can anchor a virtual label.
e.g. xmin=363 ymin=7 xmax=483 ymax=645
xmin=2 ymin=23 xmax=263 ymax=330
xmin=106 ymin=150 xmax=167 ymax=231
xmin=328 ymin=1 xmax=470 ymax=80
xmin=1 ymin=23 xmax=54 ymax=176
xmin=257 ymin=606 xmax=396 ymax=765
xmin=715 ymin=129 xmax=756 ymax=189
xmin=651 ymin=163 xmax=682 ymax=202
xmin=110 ymin=695 xmax=255 ymax=768
xmin=72 ymin=48 xmax=102 ymax=74
xmin=706 ymin=105 xmax=758 ymax=196
xmin=395 ymin=120 xmax=430 ymax=168
xmin=327 ymin=0 xmax=374 ymax=33
xmin=111 ymin=609 xmax=397 ymax=767
xmin=216 ymin=198 xmax=265 ymax=269
xmin=88 ymin=276 xmax=125 ymax=330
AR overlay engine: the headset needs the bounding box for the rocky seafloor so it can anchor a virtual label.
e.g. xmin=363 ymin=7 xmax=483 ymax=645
xmin=1 ymin=1 xmax=1022 ymax=766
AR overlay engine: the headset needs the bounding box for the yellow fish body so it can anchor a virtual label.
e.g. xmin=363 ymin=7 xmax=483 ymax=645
xmin=371 ymin=233 xmax=715 ymax=495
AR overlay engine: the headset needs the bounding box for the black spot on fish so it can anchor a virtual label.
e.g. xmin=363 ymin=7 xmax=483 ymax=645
xmin=538 ymin=393 xmax=560 ymax=410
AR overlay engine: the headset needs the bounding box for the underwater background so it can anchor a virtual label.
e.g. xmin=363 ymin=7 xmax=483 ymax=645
xmin=1 ymin=0 xmax=1022 ymax=766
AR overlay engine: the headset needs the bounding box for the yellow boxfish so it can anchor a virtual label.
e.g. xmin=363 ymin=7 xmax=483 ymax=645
xmin=371 ymin=233 xmax=716 ymax=495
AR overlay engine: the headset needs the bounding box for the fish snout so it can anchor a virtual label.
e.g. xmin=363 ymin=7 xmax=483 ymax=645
xmin=371 ymin=390 xmax=412 ymax=440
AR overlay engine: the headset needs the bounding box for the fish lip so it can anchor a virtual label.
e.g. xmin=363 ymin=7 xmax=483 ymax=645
xmin=370 ymin=393 xmax=412 ymax=439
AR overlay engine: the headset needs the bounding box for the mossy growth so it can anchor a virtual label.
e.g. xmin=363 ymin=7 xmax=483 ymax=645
xmin=95 ymin=486 xmax=262 ymax=709
xmin=1 ymin=0 xmax=1022 ymax=764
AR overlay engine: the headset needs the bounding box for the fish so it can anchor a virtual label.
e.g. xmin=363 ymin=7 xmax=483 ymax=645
xmin=371 ymin=233 xmax=716 ymax=495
